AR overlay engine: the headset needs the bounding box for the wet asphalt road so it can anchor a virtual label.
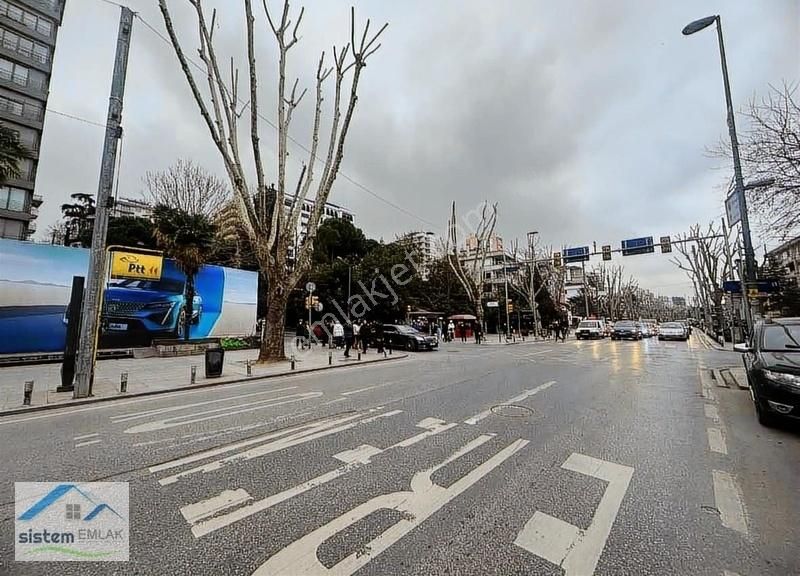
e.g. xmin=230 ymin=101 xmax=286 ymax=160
xmin=1 ymin=335 xmax=798 ymax=575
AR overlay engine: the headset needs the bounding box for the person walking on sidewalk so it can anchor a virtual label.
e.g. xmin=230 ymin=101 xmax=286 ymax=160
xmin=360 ymin=321 xmax=371 ymax=354
xmin=474 ymin=323 xmax=482 ymax=344
xmin=551 ymin=319 xmax=561 ymax=342
xmin=343 ymin=322 xmax=354 ymax=358
xmin=352 ymin=321 xmax=361 ymax=350
xmin=447 ymin=320 xmax=455 ymax=342
xmin=333 ymin=320 xmax=344 ymax=348
xmin=373 ymin=321 xmax=385 ymax=353
xmin=295 ymin=320 xmax=306 ymax=349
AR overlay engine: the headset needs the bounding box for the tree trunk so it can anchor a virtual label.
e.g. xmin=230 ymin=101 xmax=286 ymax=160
xmin=259 ymin=285 xmax=288 ymax=362
xmin=184 ymin=273 xmax=195 ymax=342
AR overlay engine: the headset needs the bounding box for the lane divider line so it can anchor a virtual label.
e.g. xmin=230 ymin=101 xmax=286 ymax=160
xmin=712 ymin=470 xmax=748 ymax=535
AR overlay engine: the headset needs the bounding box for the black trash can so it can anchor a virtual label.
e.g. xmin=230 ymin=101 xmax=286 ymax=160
xmin=205 ymin=347 xmax=225 ymax=378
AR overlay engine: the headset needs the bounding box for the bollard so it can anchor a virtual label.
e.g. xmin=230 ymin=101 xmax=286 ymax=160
xmin=23 ymin=380 xmax=33 ymax=406
xmin=328 ymin=351 xmax=332 ymax=365
xmin=191 ymin=365 xmax=197 ymax=384
xmin=291 ymin=355 xmax=296 ymax=370
xmin=246 ymin=360 xmax=252 ymax=377
xmin=357 ymin=351 xmax=361 ymax=361
xmin=384 ymin=349 xmax=387 ymax=358
xmin=120 ymin=372 xmax=128 ymax=393
xmin=389 ymin=346 xmax=392 ymax=355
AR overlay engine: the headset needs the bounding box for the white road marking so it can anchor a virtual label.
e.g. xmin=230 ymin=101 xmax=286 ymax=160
xmin=180 ymin=488 xmax=253 ymax=524
xmin=157 ymin=409 xmax=402 ymax=486
xmin=723 ymin=571 xmax=742 ymax=576
xmin=707 ymin=427 xmax=728 ymax=454
xmin=704 ymin=405 xmax=719 ymax=422
xmin=514 ymin=453 xmax=634 ymax=576
xmin=341 ymin=385 xmax=382 ymax=396
xmin=125 ymin=392 xmax=322 ymax=434
xmin=252 ymin=435 xmax=529 ymax=575
xmin=184 ymin=417 xmax=459 ymax=538
xmin=74 ymin=439 xmax=102 ymax=448
xmin=699 ymin=370 xmax=716 ymax=401
xmin=111 ymin=387 xmax=298 ymax=422
xmin=321 ymin=397 xmax=348 ymax=406
xmin=712 ymin=470 xmax=748 ymax=535
xmin=464 ymin=380 xmax=556 ymax=425
xmin=73 ymin=433 xmax=100 ymax=441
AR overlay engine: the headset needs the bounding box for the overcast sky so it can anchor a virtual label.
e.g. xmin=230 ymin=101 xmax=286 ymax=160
xmin=35 ymin=0 xmax=799 ymax=297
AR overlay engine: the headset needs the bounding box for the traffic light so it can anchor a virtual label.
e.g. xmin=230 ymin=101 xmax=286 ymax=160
xmin=305 ymin=295 xmax=320 ymax=309
xmin=552 ymin=251 xmax=562 ymax=268
xmin=602 ymin=245 xmax=612 ymax=261
xmin=660 ymin=236 xmax=672 ymax=254
xmin=507 ymin=300 xmax=514 ymax=313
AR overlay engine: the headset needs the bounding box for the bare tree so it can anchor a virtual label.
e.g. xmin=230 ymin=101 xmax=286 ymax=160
xmin=508 ymin=237 xmax=557 ymax=330
xmin=158 ymin=1 xmax=387 ymax=361
xmin=714 ymin=83 xmax=800 ymax=241
xmin=590 ymin=263 xmax=628 ymax=320
xmin=671 ymin=223 xmax=725 ymax=330
xmin=444 ymin=201 xmax=497 ymax=329
xmin=145 ymin=159 xmax=230 ymax=217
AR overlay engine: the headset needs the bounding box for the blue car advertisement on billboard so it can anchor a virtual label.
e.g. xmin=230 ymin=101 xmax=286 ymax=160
xmin=0 ymin=239 xmax=257 ymax=354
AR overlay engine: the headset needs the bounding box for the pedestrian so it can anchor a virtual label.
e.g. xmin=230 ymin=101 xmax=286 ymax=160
xmin=474 ymin=323 xmax=482 ymax=344
xmin=552 ymin=319 xmax=561 ymax=342
xmin=559 ymin=315 xmax=569 ymax=342
xmin=460 ymin=322 xmax=467 ymax=343
xmin=373 ymin=321 xmax=385 ymax=353
xmin=447 ymin=320 xmax=455 ymax=342
xmin=343 ymin=321 xmax=354 ymax=358
xmin=333 ymin=320 xmax=344 ymax=348
xmin=352 ymin=320 xmax=361 ymax=350
xmin=436 ymin=321 xmax=443 ymax=343
xmin=360 ymin=321 xmax=371 ymax=354
xmin=295 ymin=320 xmax=306 ymax=349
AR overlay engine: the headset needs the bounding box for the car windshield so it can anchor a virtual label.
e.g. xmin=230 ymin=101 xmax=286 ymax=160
xmin=662 ymin=323 xmax=682 ymax=329
xmin=396 ymin=325 xmax=420 ymax=334
xmin=762 ymin=324 xmax=800 ymax=351
xmin=616 ymin=321 xmax=636 ymax=328
xmin=578 ymin=321 xmax=598 ymax=328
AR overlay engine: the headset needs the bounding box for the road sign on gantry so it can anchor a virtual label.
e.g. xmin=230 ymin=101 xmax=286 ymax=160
xmin=602 ymin=245 xmax=612 ymax=261
xmin=621 ymin=236 xmax=654 ymax=256
xmin=562 ymin=246 xmax=590 ymax=264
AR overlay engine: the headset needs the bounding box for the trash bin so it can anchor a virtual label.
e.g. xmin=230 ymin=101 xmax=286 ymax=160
xmin=205 ymin=347 xmax=224 ymax=378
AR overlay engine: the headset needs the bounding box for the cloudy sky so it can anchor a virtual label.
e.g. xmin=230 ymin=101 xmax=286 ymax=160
xmin=35 ymin=0 xmax=799 ymax=297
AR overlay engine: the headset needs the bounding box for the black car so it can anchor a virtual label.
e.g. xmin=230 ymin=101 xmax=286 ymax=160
xmin=382 ymin=324 xmax=438 ymax=351
xmin=611 ymin=320 xmax=642 ymax=340
xmin=736 ymin=318 xmax=800 ymax=426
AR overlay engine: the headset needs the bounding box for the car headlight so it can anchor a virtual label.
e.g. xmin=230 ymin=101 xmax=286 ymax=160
xmin=763 ymin=369 xmax=800 ymax=387
xmin=144 ymin=301 xmax=174 ymax=310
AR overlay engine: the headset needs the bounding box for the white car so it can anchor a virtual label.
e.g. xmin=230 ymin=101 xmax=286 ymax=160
xmin=658 ymin=322 xmax=688 ymax=341
xmin=576 ymin=320 xmax=605 ymax=340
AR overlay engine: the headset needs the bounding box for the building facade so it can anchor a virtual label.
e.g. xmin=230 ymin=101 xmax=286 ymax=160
xmin=396 ymin=231 xmax=438 ymax=278
xmin=766 ymin=236 xmax=800 ymax=286
xmin=111 ymin=196 xmax=153 ymax=219
xmin=0 ymin=0 xmax=66 ymax=240
xmin=283 ymin=196 xmax=355 ymax=261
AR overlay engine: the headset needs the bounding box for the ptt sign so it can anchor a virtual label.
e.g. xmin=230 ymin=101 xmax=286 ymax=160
xmin=110 ymin=251 xmax=163 ymax=281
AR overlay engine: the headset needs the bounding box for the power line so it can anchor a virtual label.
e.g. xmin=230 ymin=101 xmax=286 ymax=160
xmin=46 ymin=108 xmax=107 ymax=128
xmin=133 ymin=12 xmax=440 ymax=230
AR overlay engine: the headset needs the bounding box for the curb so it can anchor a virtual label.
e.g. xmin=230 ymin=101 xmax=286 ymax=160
xmin=0 ymin=353 xmax=409 ymax=418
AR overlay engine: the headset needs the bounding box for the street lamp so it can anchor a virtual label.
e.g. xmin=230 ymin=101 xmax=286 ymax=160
xmin=683 ymin=15 xmax=758 ymax=290
xmin=527 ymin=231 xmax=538 ymax=338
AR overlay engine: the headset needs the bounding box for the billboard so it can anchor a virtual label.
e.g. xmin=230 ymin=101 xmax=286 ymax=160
xmin=0 ymin=239 xmax=257 ymax=354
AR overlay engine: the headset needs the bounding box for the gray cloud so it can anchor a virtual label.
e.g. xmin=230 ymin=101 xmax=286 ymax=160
xmin=32 ymin=0 xmax=799 ymax=298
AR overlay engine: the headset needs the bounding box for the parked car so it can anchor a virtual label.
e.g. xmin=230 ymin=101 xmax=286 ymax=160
xmin=639 ymin=322 xmax=652 ymax=338
xmin=382 ymin=324 xmax=438 ymax=351
xmin=735 ymin=318 xmax=800 ymax=426
xmin=576 ymin=320 xmax=605 ymax=340
xmin=658 ymin=322 xmax=688 ymax=341
xmin=611 ymin=320 xmax=642 ymax=340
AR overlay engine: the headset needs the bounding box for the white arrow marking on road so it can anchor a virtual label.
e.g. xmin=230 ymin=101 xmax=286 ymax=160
xmin=514 ymin=453 xmax=634 ymax=576
xmin=707 ymin=427 xmax=728 ymax=454
xmin=252 ymin=435 xmax=529 ymax=575
xmin=184 ymin=417 xmax=458 ymax=538
xmin=125 ymin=392 xmax=322 ymax=434
xmin=156 ymin=409 xmax=402 ymax=486
xmin=464 ymin=380 xmax=555 ymax=425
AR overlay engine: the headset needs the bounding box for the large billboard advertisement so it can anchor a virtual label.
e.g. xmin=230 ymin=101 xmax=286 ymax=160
xmin=0 ymin=239 xmax=257 ymax=354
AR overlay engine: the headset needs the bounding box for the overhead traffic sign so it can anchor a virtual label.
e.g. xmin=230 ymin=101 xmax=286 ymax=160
xmin=562 ymin=246 xmax=590 ymax=264
xmin=621 ymin=237 xmax=654 ymax=256
xmin=601 ymin=245 xmax=612 ymax=261
xmin=110 ymin=251 xmax=163 ymax=280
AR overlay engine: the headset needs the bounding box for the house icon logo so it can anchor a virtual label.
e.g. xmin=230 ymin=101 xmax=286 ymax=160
xmin=15 ymin=482 xmax=129 ymax=562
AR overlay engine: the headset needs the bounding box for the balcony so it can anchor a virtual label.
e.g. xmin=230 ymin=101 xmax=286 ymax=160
xmin=3 ymin=163 xmax=35 ymax=190
xmin=0 ymin=96 xmax=43 ymax=129
xmin=31 ymin=193 xmax=42 ymax=206
xmin=0 ymin=66 xmax=47 ymax=98
xmin=19 ymin=0 xmax=63 ymax=21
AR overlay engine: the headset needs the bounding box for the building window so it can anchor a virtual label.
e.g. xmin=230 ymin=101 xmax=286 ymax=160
xmin=0 ymin=216 xmax=23 ymax=239
xmin=0 ymin=186 xmax=28 ymax=211
xmin=0 ymin=94 xmax=42 ymax=120
xmin=0 ymin=27 xmax=50 ymax=63
xmin=0 ymin=1 xmax=53 ymax=38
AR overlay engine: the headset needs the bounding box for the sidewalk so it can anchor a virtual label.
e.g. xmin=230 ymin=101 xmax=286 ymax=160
xmin=0 ymin=345 xmax=406 ymax=415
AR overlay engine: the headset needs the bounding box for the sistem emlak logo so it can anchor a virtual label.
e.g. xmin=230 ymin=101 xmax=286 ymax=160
xmin=15 ymin=482 xmax=129 ymax=562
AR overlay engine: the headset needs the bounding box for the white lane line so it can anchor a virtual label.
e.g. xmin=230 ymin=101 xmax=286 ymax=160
xmin=712 ymin=470 xmax=748 ymax=535
xmin=74 ymin=439 xmax=102 ymax=448
xmin=73 ymin=433 xmax=100 ymax=441
xmin=110 ymin=386 xmax=298 ymax=422
xmin=723 ymin=571 xmax=742 ymax=576
xmin=180 ymin=488 xmax=253 ymax=525
xmin=156 ymin=409 xmax=403 ymax=486
xmin=322 ymin=397 xmax=348 ymax=406
xmin=341 ymin=385 xmax=382 ymax=396
xmin=707 ymin=427 xmax=728 ymax=454
xmin=124 ymin=392 xmax=322 ymax=434
xmin=185 ymin=416 xmax=458 ymax=538
xmin=704 ymin=405 xmax=720 ymax=422
xmin=464 ymin=380 xmax=556 ymax=425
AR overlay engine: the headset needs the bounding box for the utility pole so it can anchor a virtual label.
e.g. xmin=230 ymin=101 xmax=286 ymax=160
xmin=527 ymin=231 xmax=538 ymax=338
xmin=503 ymin=248 xmax=511 ymax=338
xmin=582 ymin=259 xmax=590 ymax=319
xmin=73 ymin=7 xmax=134 ymax=398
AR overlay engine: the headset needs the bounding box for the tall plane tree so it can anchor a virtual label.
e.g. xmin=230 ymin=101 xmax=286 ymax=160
xmin=158 ymin=0 xmax=387 ymax=361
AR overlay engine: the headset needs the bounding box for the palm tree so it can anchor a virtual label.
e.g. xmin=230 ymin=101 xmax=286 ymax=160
xmin=152 ymin=204 xmax=216 ymax=341
xmin=0 ymin=122 xmax=28 ymax=183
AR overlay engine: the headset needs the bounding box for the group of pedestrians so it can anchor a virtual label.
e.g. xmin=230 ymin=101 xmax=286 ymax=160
xmin=295 ymin=318 xmax=386 ymax=358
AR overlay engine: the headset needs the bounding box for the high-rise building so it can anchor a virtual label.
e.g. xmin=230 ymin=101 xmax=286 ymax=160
xmin=0 ymin=0 xmax=66 ymax=240
xmin=396 ymin=230 xmax=438 ymax=278
xmin=283 ymin=196 xmax=355 ymax=261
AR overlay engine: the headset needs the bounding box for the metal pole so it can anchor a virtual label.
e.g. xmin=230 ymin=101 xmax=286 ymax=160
xmin=73 ymin=7 xmax=134 ymax=398
xmin=503 ymin=249 xmax=510 ymax=338
xmin=715 ymin=17 xmax=756 ymax=288
xmin=528 ymin=232 xmax=538 ymax=338
xmin=582 ymin=260 xmax=590 ymax=319
xmin=721 ymin=217 xmax=739 ymax=341
xmin=347 ymin=266 xmax=351 ymax=322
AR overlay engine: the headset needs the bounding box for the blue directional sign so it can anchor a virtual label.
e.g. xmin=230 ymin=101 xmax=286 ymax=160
xmin=562 ymin=246 xmax=590 ymax=264
xmin=621 ymin=236 xmax=654 ymax=256
xmin=724 ymin=279 xmax=780 ymax=294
